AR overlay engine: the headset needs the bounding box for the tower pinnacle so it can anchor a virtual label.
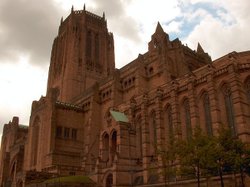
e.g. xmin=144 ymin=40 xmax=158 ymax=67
xmin=155 ymin=22 xmax=164 ymax=33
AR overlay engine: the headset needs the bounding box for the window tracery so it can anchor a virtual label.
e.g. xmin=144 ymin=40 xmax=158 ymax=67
xmin=183 ymin=99 xmax=192 ymax=140
xmin=203 ymin=92 xmax=212 ymax=135
xmin=222 ymin=84 xmax=236 ymax=135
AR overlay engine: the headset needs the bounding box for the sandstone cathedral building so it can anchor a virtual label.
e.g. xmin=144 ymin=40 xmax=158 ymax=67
xmin=0 ymin=7 xmax=250 ymax=187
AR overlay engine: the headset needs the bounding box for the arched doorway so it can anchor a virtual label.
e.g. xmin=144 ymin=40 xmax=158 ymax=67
xmin=106 ymin=174 xmax=113 ymax=187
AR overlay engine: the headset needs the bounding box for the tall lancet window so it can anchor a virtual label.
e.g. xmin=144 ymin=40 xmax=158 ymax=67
xmin=95 ymin=34 xmax=100 ymax=66
xmin=86 ymin=30 xmax=92 ymax=59
xmin=223 ymin=85 xmax=236 ymax=135
xmin=203 ymin=92 xmax=213 ymax=135
xmin=184 ymin=99 xmax=192 ymax=140
xmin=165 ymin=105 xmax=173 ymax=145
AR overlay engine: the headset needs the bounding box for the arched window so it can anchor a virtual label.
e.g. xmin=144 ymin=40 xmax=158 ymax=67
xmin=183 ymin=99 xmax=192 ymax=140
xmin=149 ymin=111 xmax=157 ymax=154
xmin=222 ymin=84 xmax=236 ymax=135
xmin=203 ymin=92 xmax=213 ymax=135
xmin=111 ymin=131 xmax=117 ymax=161
xmin=102 ymin=133 xmax=109 ymax=161
xmin=165 ymin=105 xmax=173 ymax=145
xmin=106 ymin=174 xmax=113 ymax=187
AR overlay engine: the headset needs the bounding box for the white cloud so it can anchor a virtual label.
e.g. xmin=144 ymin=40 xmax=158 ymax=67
xmin=183 ymin=0 xmax=250 ymax=59
xmin=0 ymin=56 xmax=47 ymax=128
xmin=165 ymin=20 xmax=183 ymax=33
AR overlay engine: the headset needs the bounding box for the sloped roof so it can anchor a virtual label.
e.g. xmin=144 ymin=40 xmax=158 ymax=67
xmin=110 ymin=110 xmax=129 ymax=123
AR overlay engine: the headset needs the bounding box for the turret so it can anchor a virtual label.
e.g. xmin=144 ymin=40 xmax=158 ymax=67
xmin=148 ymin=22 xmax=170 ymax=51
xmin=197 ymin=42 xmax=205 ymax=54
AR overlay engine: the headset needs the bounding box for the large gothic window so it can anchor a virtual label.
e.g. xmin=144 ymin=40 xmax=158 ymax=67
xmin=165 ymin=105 xmax=173 ymax=145
xmin=222 ymin=85 xmax=236 ymax=135
xmin=183 ymin=99 xmax=192 ymax=140
xmin=203 ymin=92 xmax=213 ymax=135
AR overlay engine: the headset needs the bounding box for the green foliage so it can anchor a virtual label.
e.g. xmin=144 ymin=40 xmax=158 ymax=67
xmin=174 ymin=125 xmax=250 ymax=186
xmin=176 ymin=126 xmax=214 ymax=177
xmin=156 ymin=138 xmax=178 ymax=184
xmin=158 ymin=125 xmax=250 ymax=186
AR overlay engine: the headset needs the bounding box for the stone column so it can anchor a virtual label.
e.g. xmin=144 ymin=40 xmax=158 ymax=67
xmin=207 ymin=69 xmax=221 ymax=134
xmin=155 ymin=89 xmax=165 ymax=182
xmin=170 ymin=82 xmax=181 ymax=139
xmin=187 ymin=75 xmax=199 ymax=131
xmin=227 ymin=62 xmax=250 ymax=141
xmin=141 ymin=94 xmax=150 ymax=184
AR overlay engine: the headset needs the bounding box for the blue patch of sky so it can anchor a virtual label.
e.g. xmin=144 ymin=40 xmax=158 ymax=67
xmin=164 ymin=2 xmax=234 ymax=41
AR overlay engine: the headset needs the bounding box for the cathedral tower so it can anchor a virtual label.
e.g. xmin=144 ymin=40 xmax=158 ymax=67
xmin=47 ymin=6 xmax=115 ymax=102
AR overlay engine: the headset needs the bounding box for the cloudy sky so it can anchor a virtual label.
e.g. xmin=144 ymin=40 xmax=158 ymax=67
xmin=0 ymin=0 xmax=250 ymax=135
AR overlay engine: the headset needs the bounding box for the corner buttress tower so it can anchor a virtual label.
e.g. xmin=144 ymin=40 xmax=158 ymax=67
xmin=47 ymin=7 xmax=115 ymax=102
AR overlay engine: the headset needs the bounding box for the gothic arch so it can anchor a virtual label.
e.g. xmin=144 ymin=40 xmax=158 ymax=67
xmin=200 ymin=91 xmax=213 ymax=135
xmin=220 ymin=83 xmax=236 ymax=135
xmin=198 ymin=88 xmax=208 ymax=101
xmin=103 ymin=171 xmax=113 ymax=187
xmin=163 ymin=103 xmax=173 ymax=145
xmin=102 ymin=132 xmax=109 ymax=149
xmin=102 ymin=132 xmax=109 ymax=161
xmin=110 ymin=130 xmax=117 ymax=161
xmin=181 ymin=98 xmax=192 ymax=140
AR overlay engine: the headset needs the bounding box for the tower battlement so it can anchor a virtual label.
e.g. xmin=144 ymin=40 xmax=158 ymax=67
xmin=58 ymin=7 xmax=107 ymax=36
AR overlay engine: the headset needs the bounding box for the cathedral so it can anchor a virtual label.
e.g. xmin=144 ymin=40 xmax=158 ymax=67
xmin=0 ymin=7 xmax=250 ymax=187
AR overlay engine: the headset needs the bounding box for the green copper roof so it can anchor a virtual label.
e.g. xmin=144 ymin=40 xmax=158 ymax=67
xmin=110 ymin=110 xmax=129 ymax=123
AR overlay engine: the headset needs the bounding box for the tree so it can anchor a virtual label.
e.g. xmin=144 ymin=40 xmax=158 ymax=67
xmin=206 ymin=126 xmax=250 ymax=187
xmin=156 ymin=137 xmax=177 ymax=186
xmin=165 ymin=126 xmax=250 ymax=187
xmin=175 ymin=126 xmax=214 ymax=187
